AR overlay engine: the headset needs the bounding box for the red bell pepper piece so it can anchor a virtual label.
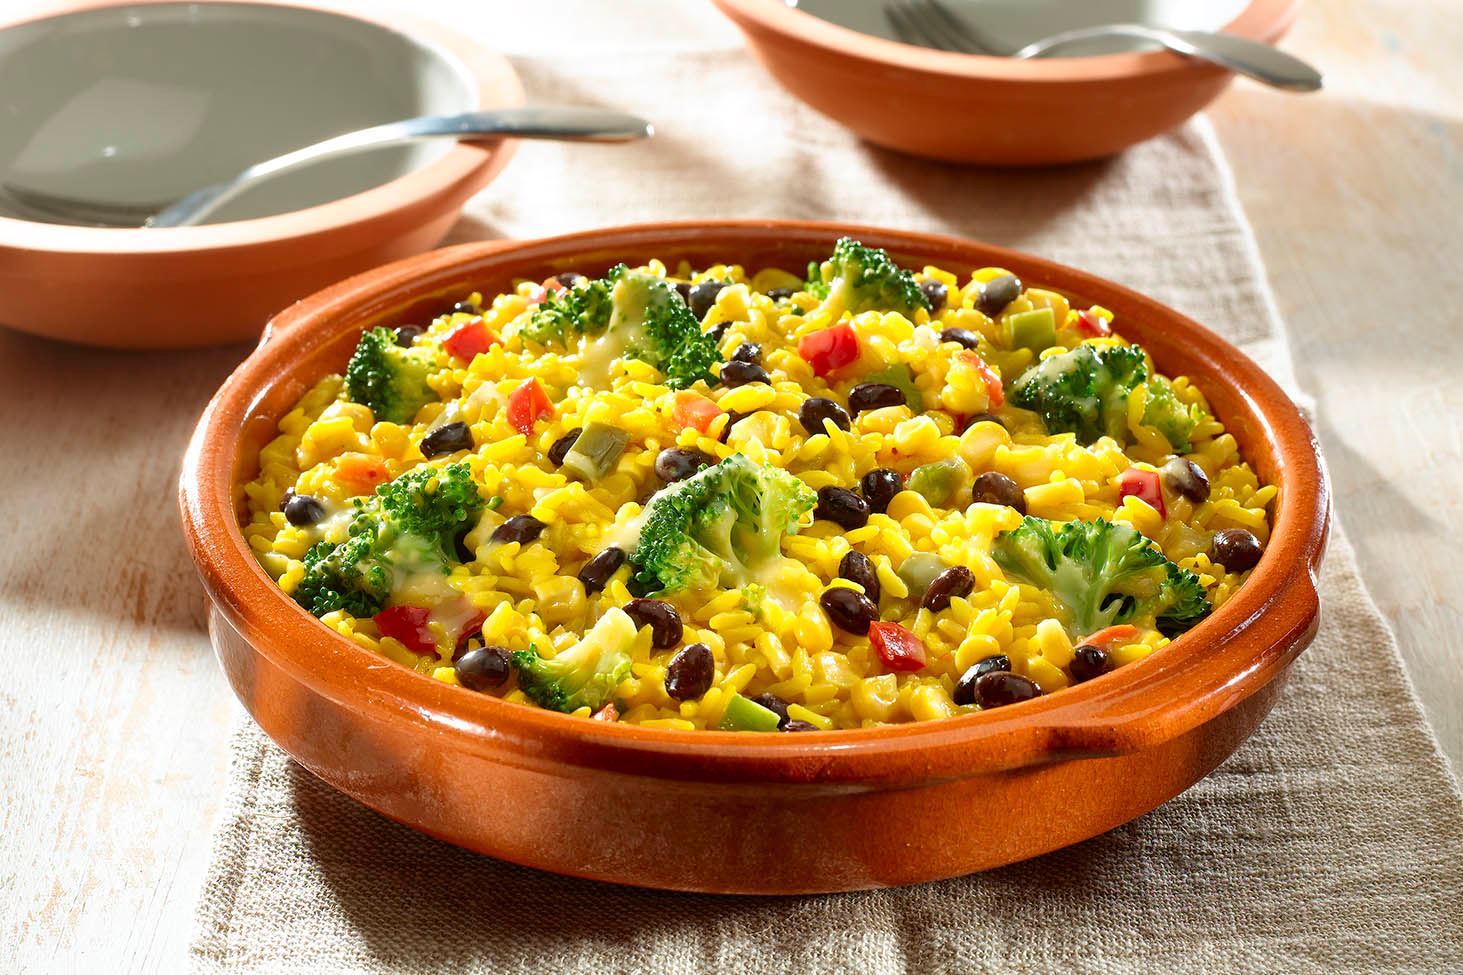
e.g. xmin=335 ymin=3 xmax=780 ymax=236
xmin=335 ymin=454 xmax=391 ymax=496
xmin=454 ymin=611 xmax=489 ymax=653
xmin=960 ymin=350 xmax=1005 ymax=408
xmin=1075 ymin=309 xmax=1112 ymax=337
xmin=797 ymin=321 xmax=859 ymax=376
xmin=542 ymin=276 xmax=567 ymax=294
xmin=869 ymin=621 xmax=927 ymax=672
xmin=1077 ymin=624 xmax=1139 ymax=649
xmin=592 ymin=702 xmax=619 ymax=722
xmin=671 ymin=391 xmax=723 ymax=434
xmin=506 ymin=378 xmax=554 ymax=435
xmin=442 ymin=320 xmax=500 ymax=361
xmin=1117 ymin=467 xmax=1166 ymax=519
xmin=373 ymin=605 xmax=436 ymax=655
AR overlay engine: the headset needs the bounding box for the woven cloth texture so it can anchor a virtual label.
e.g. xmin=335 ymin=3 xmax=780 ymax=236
xmin=191 ymin=15 xmax=1463 ymax=973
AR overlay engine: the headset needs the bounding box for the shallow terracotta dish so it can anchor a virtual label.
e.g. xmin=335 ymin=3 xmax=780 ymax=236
xmin=710 ymin=0 xmax=1302 ymax=164
xmin=179 ymin=220 xmax=1328 ymax=894
xmin=0 ymin=0 xmax=521 ymax=349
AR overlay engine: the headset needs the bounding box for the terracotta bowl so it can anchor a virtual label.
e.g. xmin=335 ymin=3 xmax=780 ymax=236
xmin=179 ymin=220 xmax=1328 ymax=894
xmin=710 ymin=0 xmax=1302 ymax=165
xmin=0 ymin=0 xmax=522 ymax=349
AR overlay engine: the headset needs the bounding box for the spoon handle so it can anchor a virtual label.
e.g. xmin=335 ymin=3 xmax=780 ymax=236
xmin=1018 ymin=25 xmax=1322 ymax=93
xmin=150 ymin=107 xmax=654 ymax=228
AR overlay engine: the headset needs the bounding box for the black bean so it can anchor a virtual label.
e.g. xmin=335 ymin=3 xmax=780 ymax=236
xmin=921 ymin=565 xmax=975 ymax=612
xmin=625 ymin=598 xmax=683 ymax=649
xmin=421 ymin=421 xmax=473 ymax=458
xmin=860 ymin=468 xmax=902 ymax=514
xmin=452 ymin=300 xmax=479 ymax=315
xmin=688 ymin=281 xmax=724 ymax=319
xmin=1161 ymin=457 xmax=1211 ymax=503
xmin=971 ymin=471 xmax=1026 ymax=514
xmin=555 ymin=271 xmax=587 ymax=288
xmin=820 ymin=587 xmax=878 ymax=635
xmin=673 ymin=281 xmax=694 ymax=305
xmin=798 ymin=397 xmax=851 ymax=435
xmin=939 ymin=327 xmax=981 ymax=350
xmin=578 ymin=547 xmax=626 ymax=594
xmin=816 ymin=486 xmax=870 ymax=530
xmin=490 ymin=515 xmax=545 ymax=546
xmin=974 ymin=671 xmax=1041 ymax=709
xmin=547 ymin=430 xmax=581 ymax=466
xmin=731 ymin=342 xmax=761 ymax=363
xmin=720 ymin=360 xmax=771 ymax=387
xmin=1070 ymin=645 xmax=1110 ymax=683
xmin=706 ymin=321 xmax=731 ymax=346
xmin=1212 ymin=528 xmax=1263 ymax=572
xmin=717 ymin=410 xmax=748 ymax=444
xmin=282 ymin=492 xmax=325 ymax=527
xmin=392 ymin=324 xmax=424 ymax=347
xmin=838 ymin=551 xmax=881 ymax=604
xmin=655 ymin=447 xmax=714 ymax=483
xmin=975 ymin=274 xmax=1022 ymax=316
xmin=965 ymin=412 xmax=1005 ymax=429
xmin=664 ymin=643 xmax=714 ymax=701
xmin=953 ymin=655 xmax=1012 ymax=705
xmin=920 ymin=279 xmax=948 ymax=310
xmin=782 ymin=720 xmax=819 ymax=732
xmin=455 ymin=645 xmax=512 ymax=691
xmin=751 ymin=693 xmax=791 ymax=727
xmin=765 ymin=287 xmax=796 ymax=301
xmin=847 ymin=383 xmax=905 ymax=414
xmin=454 ymin=528 xmax=475 ymax=563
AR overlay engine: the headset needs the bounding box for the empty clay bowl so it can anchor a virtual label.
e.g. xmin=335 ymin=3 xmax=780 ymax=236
xmin=710 ymin=0 xmax=1302 ymax=164
xmin=179 ymin=220 xmax=1329 ymax=894
xmin=0 ymin=0 xmax=522 ymax=348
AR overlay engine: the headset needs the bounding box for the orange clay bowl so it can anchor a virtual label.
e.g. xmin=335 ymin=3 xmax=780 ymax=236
xmin=179 ymin=220 xmax=1328 ymax=894
xmin=0 ymin=0 xmax=521 ymax=349
xmin=711 ymin=0 xmax=1301 ymax=164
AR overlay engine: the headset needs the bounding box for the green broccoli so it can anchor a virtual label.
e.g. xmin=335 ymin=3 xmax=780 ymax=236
xmin=992 ymin=516 xmax=1210 ymax=639
xmin=292 ymin=462 xmax=483 ymax=618
xmin=1141 ymin=375 xmax=1207 ymax=452
xmin=343 ymin=327 xmax=441 ymax=424
xmin=513 ymin=607 xmax=636 ymax=713
xmin=517 ymin=265 xmax=719 ymax=390
xmin=804 ymin=238 xmax=930 ymax=320
xmin=627 ymin=453 xmax=817 ymax=597
xmin=1008 ymin=343 xmax=1149 ymax=446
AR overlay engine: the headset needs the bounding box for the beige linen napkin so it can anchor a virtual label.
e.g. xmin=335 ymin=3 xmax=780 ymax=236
xmin=190 ymin=43 xmax=1463 ymax=975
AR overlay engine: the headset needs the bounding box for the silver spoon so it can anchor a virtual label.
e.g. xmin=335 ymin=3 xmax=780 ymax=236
xmin=887 ymin=0 xmax=1323 ymax=92
xmin=1 ymin=106 xmax=653 ymax=229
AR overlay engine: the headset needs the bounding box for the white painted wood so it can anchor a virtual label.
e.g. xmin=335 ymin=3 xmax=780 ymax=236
xmin=0 ymin=1 xmax=1457 ymax=972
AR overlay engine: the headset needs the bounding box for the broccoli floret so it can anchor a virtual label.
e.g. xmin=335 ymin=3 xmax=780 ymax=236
xmin=627 ymin=453 xmax=817 ymax=597
xmin=292 ymin=462 xmax=483 ymax=618
xmin=513 ymin=607 xmax=636 ymax=713
xmin=992 ymin=516 xmax=1210 ymax=638
xmin=343 ymin=327 xmax=440 ymax=424
xmin=1142 ymin=375 xmax=1207 ymax=452
xmin=805 ymin=238 xmax=930 ymax=320
xmin=517 ymin=265 xmax=719 ymax=389
xmin=1008 ymin=344 xmax=1149 ymax=446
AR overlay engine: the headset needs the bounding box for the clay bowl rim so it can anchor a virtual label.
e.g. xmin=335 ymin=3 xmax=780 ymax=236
xmin=0 ymin=0 xmax=523 ymax=256
xmin=179 ymin=219 xmax=1329 ymax=789
xmin=710 ymin=0 xmax=1302 ymax=85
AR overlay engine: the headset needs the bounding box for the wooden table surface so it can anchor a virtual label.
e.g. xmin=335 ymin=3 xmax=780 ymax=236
xmin=2 ymin=1 xmax=1458 ymax=971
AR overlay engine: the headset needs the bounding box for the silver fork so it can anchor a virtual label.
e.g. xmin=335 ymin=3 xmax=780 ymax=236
xmin=885 ymin=0 xmax=1322 ymax=92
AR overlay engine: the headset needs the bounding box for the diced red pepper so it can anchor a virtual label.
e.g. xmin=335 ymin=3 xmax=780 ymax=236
xmin=373 ymin=605 xmax=437 ymax=655
xmin=796 ymin=321 xmax=859 ymax=377
xmin=869 ymin=621 xmax=927 ymax=672
xmin=335 ymin=453 xmax=391 ymax=495
xmin=542 ymin=276 xmax=567 ymax=294
xmin=1078 ymin=624 xmax=1139 ymax=649
xmin=960 ymin=350 xmax=1005 ymax=408
xmin=506 ymin=378 xmax=554 ymax=435
xmin=1075 ymin=309 xmax=1112 ymax=338
xmin=1117 ymin=467 xmax=1167 ymax=519
xmin=671 ymin=390 xmax=723 ymax=434
xmin=442 ymin=320 xmax=500 ymax=361
xmin=592 ymin=702 xmax=619 ymax=722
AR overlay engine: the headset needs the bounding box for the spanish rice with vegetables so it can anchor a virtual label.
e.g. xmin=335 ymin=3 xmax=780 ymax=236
xmin=243 ymin=239 xmax=1275 ymax=732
